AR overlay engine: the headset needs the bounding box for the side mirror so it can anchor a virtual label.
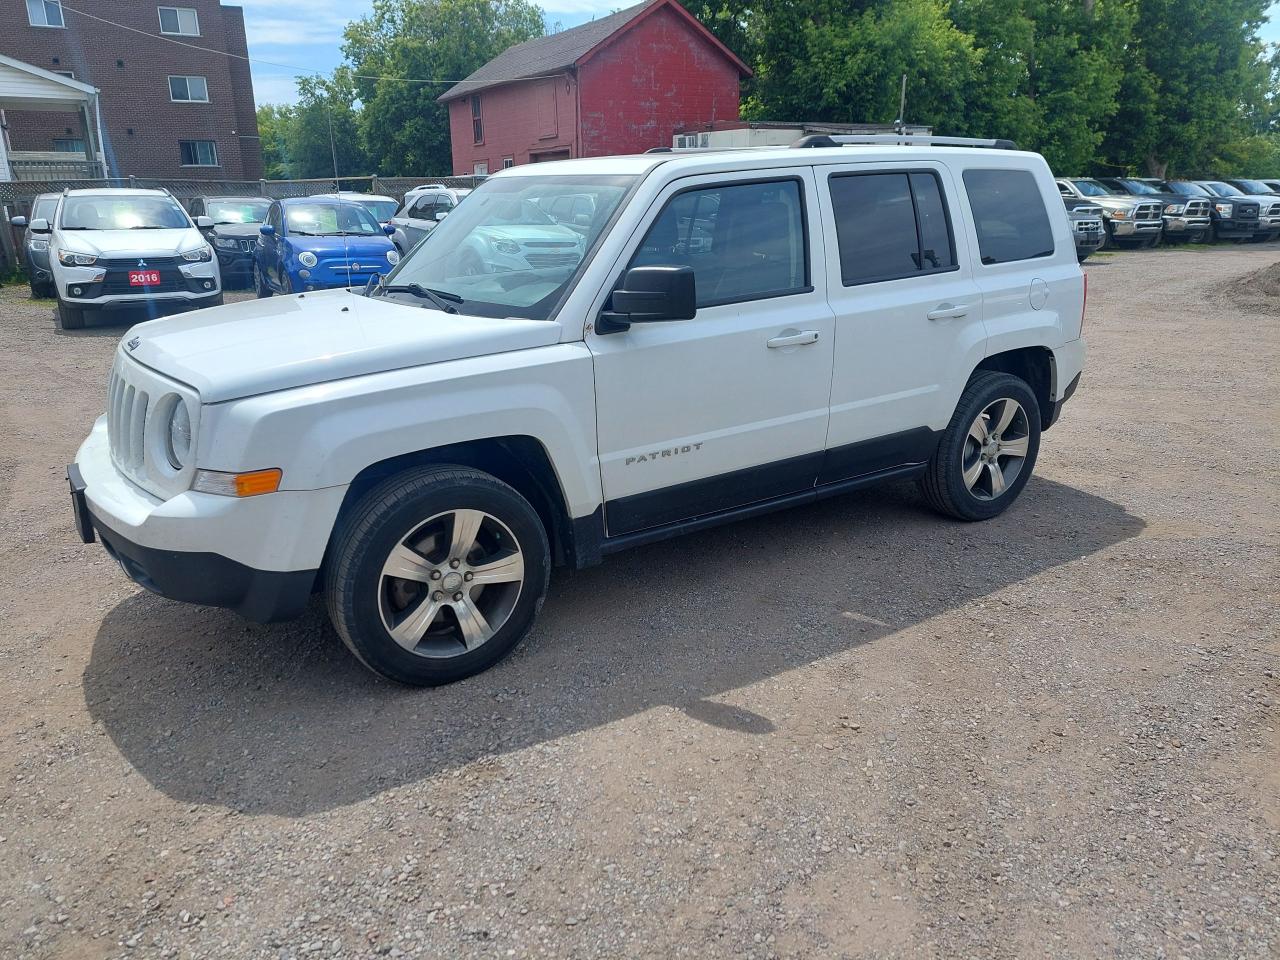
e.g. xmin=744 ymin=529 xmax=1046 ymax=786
xmin=259 ymin=223 xmax=276 ymax=236
xmin=599 ymin=265 xmax=696 ymax=333
xmin=383 ymin=223 xmax=395 ymax=235
xmin=11 ymin=216 xmax=28 ymax=227
xmin=195 ymin=215 xmax=214 ymax=229
xmin=29 ymin=218 xmax=51 ymax=234
xmin=433 ymin=210 xmax=450 ymax=221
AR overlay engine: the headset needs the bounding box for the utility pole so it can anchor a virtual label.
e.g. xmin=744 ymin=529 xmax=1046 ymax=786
xmin=895 ymin=74 xmax=908 ymax=133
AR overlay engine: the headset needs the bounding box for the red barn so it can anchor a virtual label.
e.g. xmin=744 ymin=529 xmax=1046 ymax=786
xmin=438 ymin=0 xmax=750 ymax=174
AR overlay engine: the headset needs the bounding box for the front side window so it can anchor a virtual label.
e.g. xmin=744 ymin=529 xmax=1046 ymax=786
xmin=169 ymin=76 xmax=209 ymax=102
xmin=27 ymin=0 xmax=63 ymax=27
xmin=629 ymin=179 xmax=808 ymax=307
xmin=828 ymin=171 xmax=956 ymax=286
xmin=59 ymin=195 xmax=190 ymax=231
xmin=963 ymin=169 xmax=1055 ymax=265
xmin=158 ymin=6 xmax=199 ymax=35
xmin=378 ymin=173 xmax=635 ymax=320
xmin=179 ymin=140 xmax=218 ymax=166
xmin=284 ymin=203 xmax=383 ymax=237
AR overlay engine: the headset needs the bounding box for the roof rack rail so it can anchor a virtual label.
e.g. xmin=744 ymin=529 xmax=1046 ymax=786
xmin=792 ymin=134 xmax=1019 ymax=151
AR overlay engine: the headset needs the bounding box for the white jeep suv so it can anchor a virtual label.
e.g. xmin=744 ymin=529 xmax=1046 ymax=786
xmin=33 ymin=188 xmax=221 ymax=330
xmin=68 ymin=137 xmax=1086 ymax=686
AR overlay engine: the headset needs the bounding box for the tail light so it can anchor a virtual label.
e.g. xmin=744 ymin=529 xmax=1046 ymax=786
xmin=1080 ymin=271 xmax=1088 ymax=335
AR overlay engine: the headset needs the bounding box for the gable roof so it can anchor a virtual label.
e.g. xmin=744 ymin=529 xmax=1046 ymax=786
xmin=438 ymin=0 xmax=750 ymax=102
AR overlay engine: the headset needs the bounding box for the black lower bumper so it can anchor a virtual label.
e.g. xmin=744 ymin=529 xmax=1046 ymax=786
xmin=1046 ymin=372 xmax=1082 ymax=429
xmin=70 ymin=465 xmax=316 ymax=624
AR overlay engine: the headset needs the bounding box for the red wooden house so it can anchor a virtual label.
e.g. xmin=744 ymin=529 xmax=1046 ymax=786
xmin=438 ymin=0 xmax=750 ymax=174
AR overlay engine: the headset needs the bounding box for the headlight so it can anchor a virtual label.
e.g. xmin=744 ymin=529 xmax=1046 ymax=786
xmin=30 ymin=238 xmax=49 ymax=252
xmin=165 ymin=398 xmax=192 ymax=470
xmin=181 ymin=245 xmax=213 ymax=262
xmin=386 ymin=249 xmax=400 ymax=264
xmin=214 ymin=237 xmax=239 ymax=249
xmin=1214 ymin=203 xmax=1233 ymax=217
xmin=1110 ymin=208 xmax=1130 ymax=220
xmin=58 ymin=250 xmax=97 ymax=266
xmin=1164 ymin=203 xmax=1185 ymax=215
xmin=298 ymin=251 xmax=318 ymax=267
xmin=491 ymin=238 xmax=521 ymax=255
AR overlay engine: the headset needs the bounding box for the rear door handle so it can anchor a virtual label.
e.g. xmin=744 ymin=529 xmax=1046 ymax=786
xmin=767 ymin=330 xmax=820 ymax=348
xmin=927 ymin=303 xmax=972 ymax=321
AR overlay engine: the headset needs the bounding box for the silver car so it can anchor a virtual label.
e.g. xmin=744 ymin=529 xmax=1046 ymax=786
xmin=11 ymin=193 xmax=60 ymax=297
xmin=389 ymin=187 xmax=472 ymax=253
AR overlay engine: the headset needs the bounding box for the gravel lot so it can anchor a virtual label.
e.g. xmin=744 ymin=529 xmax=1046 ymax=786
xmin=1 ymin=245 xmax=1277 ymax=960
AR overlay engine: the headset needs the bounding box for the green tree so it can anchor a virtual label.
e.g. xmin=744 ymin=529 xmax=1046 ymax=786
xmin=255 ymin=103 xmax=295 ymax=180
xmin=344 ymin=0 xmax=546 ymax=175
xmin=284 ymin=68 xmax=371 ymax=179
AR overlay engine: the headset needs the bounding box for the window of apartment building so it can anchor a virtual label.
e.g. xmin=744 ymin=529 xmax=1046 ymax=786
xmin=471 ymin=95 xmax=483 ymax=144
xmin=53 ymin=138 xmax=86 ymax=153
xmin=502 ymin=157 xmax=514 ymax=169
xmin=168 ymin=75 xmax=209 ymax=102
xmin=26 ymin=0 xmax=65 ymax=28
xmin=158 ymin=6 xmax=200 ymax=36
xmin=179 ymin=140 xmax=219 ymax=167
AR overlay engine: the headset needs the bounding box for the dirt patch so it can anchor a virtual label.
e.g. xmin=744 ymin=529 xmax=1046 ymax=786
xmin=1222 ymin=258 xmax=1280 ymax=308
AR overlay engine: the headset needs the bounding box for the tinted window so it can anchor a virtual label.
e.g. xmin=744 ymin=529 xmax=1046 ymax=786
xmin=963 ymin=169 xmax=1055 ymax=265
xmin=828 ymin=172 xmax=955 ymax=285
xmin=629 ymin=179 xmax=807 ymax=307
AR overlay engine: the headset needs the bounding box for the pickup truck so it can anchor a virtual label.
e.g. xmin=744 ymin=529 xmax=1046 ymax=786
xmin=1056 ymin=178 xmax=1163 ymax=248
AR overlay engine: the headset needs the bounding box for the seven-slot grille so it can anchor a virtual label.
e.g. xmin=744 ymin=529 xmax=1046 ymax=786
xmin=107 ymin=363 xmax=150 ymax=486
xmin=239 ymin=239 xmax=255 ymax=253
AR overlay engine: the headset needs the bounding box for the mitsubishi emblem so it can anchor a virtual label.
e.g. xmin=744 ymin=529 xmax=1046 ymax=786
xmin=137 ymin=259 xmax=148 ymax=268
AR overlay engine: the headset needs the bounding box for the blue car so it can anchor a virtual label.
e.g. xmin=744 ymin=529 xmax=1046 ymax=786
xmin=253 ymin=197 xmax=400 ymax=297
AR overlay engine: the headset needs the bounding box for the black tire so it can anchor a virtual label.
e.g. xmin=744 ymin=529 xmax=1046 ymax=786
xmin=29 ymin=279 xmax=50 ymax=299
xmin=325 ymin=464 xmax=551 ymax=686
xmin=920 ymin=371 xmax=1042 ymax=522
xmin=56 ymin=299 xmax=86 ymax=330
xmin=1142 ymin=234 xmax=1160 ymax=249
xmin=253 ymin=262 xmax=271 ymax=298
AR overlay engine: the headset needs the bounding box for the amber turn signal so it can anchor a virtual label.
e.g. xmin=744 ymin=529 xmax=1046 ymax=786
xmin=192 ymin=468 xmax=283 ymax=498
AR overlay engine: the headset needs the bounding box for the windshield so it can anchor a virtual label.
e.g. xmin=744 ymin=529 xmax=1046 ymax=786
xmin=1072 ymin=180 xmax=1116 ymax=197
xmin=1202 ymin=182 xmax=1242 ymax=197
xmin=207 ymin=199 xmax=270 ymax=224
xmin=285 ymin=202 xmax=383 ymax=236
xmin=60 ymin=195 xmax=190 ymax=230
xmin=357 ymin=198 xmax=399 ymax=222
xmin=33 ymin=197 xmax=58 ymax=220
xmin=1232 ymin=180 xmax=1274 ymax=194
xmin=1167 ymin=181 xmax=1210 ymax=197
xmin=379 ymin=174 xmax=636 ymax=321
xmin=1116 ymin=179 xmax=1161 ymax=195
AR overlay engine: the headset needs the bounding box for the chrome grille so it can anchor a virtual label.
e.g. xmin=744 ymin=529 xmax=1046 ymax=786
xmin=1184 ymin=200 xmax=1210 ymax=217
xmin=1265 ymin=202 xmax=1280 ymax=217
xmin=107 ymin=364 xmax=151 ymax=485
xmin=239 ymin=239 xmax=255 ymax=253
xmin=1134 ymin=202 xmax=1162 ymax=222
xmin=524 ymin=253 xmax=579 ymax=268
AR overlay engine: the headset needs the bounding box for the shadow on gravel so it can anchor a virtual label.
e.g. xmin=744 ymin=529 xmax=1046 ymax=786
xmin=83 ymin=477 xmax=1143 ymax=815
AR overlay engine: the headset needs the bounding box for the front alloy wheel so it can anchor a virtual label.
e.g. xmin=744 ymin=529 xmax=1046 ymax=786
xmin=326 ymin=465 xmax=550 ymax=685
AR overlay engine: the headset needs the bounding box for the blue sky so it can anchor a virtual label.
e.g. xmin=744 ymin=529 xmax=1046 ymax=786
xmin=242 ymin=0 xmax=1280 ymax=106
xmin=239 ymin=0 xmax=627 ymax=105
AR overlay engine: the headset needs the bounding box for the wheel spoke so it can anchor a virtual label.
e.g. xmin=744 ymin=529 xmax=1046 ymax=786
xmin=986 ymin=461 xmax=1007 ymax=496
xmin=993 ymin=399 xmax=1020 ymax=438
xmin=469 ymin=550 xmax=524 ymax=585
xmin=968 ymin=418 xmax=989 ymax=445
xmin=963 ymin=457 xmax=984 ymax=490
xmin=999 ymin=436 xmax=1029 ymax=459
xmin=389 ymin=594 xmax=443 ymax=650
xmin=453 ymin=595 xmax=494 ymax=650
xmin=448 ymin=509 xmax=485 ymax=562
xmin=383 ymin=543 xmax=435 ymax=583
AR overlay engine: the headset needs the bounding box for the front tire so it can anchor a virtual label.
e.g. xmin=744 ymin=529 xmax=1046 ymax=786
xmin=253 ymin=262 xmax=271 ymax=298
xmin=920 ymin=372 xmax=1041 ymax=521
xmin=325 ymin=465 xmax=550 ymax=686
xmin=56 ymin=299 xmax=85 ymax=330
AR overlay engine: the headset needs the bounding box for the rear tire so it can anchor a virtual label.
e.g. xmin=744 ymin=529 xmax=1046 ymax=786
xmin=920 ymin=372 xmax=1041 ymax=522
xmin=325 ymin=465 xmax=551 ymax=686
xmin=56 ymin=299 xmax=85 ymax=330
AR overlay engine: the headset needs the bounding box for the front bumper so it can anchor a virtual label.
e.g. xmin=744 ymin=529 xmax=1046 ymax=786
xmin=1215 ymin=217 xmax=1278 ymax=238
xmin=215 ymin=249 xmax=255 ymax=276
xmin=57 ymin=260 xmax=221 ymax=306
xmin=1162 ymin=215 xmax=1210 ymax=236
xmin=72 ymin=417 xmax=347 ymax=622
xmin=1109 ymin=219 xmax=1162 ymax=238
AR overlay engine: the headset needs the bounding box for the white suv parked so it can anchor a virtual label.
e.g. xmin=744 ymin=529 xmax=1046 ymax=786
xmin=69 ymin=137 xmax=1086 ymax=685
xmin=32 ymin=188 xmax=221 ymax=329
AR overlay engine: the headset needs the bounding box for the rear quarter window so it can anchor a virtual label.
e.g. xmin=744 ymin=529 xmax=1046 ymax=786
xmin=963 ymin=169 xmax=1055 ymax=265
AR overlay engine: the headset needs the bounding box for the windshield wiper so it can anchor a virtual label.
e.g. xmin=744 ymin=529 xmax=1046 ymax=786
xmin=380 ymin=282 xmax=461 ymax=314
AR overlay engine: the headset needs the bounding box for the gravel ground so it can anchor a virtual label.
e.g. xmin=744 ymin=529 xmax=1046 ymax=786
xmin=0 ymin=245 xmax=1277 ymax=960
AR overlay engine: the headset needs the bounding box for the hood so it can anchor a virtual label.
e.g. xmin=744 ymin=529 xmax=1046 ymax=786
xmin=124 ymin=289 xmax=562 ymax=403
xmin=476 ymin=224 xmax=582 ymax=245
xmin=1086 ymin=195 xmax=1149 ymax=212
xmin=57 ymin=228 xmax=203 ymax=258
xmin=210 ymin=222 xmax=262 ymax=240
xmin=285 ymin=234 xmax=395 ymax=255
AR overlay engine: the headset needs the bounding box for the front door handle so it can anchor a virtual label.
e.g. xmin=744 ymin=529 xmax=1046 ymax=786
xmin=767 ymin=330 xmax=820 ymax=348
xmin=927 ymin=303 xmax=972 ymax=322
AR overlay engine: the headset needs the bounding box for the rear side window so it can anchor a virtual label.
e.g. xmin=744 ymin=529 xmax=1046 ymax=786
xmin=963 ymin=169 xmax=1055 ymax=265
xmin=629 ymin=179 xmax=809 ymax=307
xmin=828 ymin=171 xmax=956 ymax=285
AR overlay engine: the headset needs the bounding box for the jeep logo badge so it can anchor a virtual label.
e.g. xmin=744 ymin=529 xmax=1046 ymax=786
xmin=126 ymin=337 xmax=141 ymax=351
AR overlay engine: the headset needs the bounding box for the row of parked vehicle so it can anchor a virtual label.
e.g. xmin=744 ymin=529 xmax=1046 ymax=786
xmin=1058 ymin=176 xmax=1280 ymax=262
xmin=12 ymin=171 xmax=1279 ymax=327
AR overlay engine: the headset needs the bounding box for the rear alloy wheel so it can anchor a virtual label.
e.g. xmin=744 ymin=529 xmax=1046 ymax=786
xmin=326 ymin=465 xmax=550 ymax=685
xmin=920 ymin=371 xmax=1041 ymax=521
xmin=253 ymin=262 xmax=272 ymax=298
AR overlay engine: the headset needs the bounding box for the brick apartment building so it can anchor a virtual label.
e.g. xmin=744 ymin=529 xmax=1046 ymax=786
xmin=439 ymin=0 xmax=749 ymax=175
xmin=1 ymin=0 xmax=261 ymax=178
